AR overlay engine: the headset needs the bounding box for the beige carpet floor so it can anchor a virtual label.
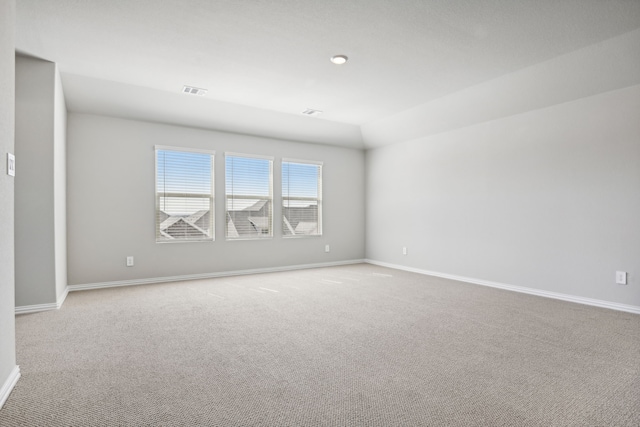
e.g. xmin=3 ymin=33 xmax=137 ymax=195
xmin=1 ymin=264 xmax=639 ymax=426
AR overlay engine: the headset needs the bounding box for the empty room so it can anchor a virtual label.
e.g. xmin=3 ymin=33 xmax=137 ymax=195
xmin=1 ymin=0 xmax=639 ymax=425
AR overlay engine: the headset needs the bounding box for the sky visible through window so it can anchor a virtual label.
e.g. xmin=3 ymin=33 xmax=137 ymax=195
xmin=157 ymin=150 xmax=212 ymax=193
xmin=282 ymin=162 xmax=319 ymax=198
xmin=157 ymin=153 xmax=320 ymax=213
xmin=157 ymin=150 xmax=212 ymax=216
xmin=225 ymin=156 xmax=271 ymax=196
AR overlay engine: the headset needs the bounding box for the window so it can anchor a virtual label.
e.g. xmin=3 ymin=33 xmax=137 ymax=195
xmin=282 ymin=159 xmax=322 ymax=236
xmin=155 ymin=147 xmax=214 ymax=242
xmin=225 ymin=153 xmax=273 ymax=239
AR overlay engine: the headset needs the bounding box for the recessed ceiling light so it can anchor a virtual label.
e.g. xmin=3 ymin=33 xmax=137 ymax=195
xmin=301 ymin=108 xmax=323 ymax=116
xmin=182 ymin=85 xmax=207 ymax=96
xmin=330 ymin=55 xmax=348 ymax=65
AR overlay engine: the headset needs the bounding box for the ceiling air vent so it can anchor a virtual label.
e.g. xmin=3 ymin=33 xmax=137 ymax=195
xmin=301 ymin=108 xmax=323 ymax=116
xmin=182 ymin=86 xmax=207 ymax=96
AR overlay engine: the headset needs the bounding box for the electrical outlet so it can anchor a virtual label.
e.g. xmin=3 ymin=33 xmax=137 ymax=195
xmin=616 ymin=271 xmax=627 ymax=285
xmin=402 ymin=247 xmax=407 ymax=255
xmin=126 ymin=256 xmax=134 ymax=267
xmin=325 ymin=245 xmax=330 ymax=253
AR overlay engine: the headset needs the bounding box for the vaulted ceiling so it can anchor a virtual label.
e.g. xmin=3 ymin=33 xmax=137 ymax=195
xmin=15 ymin=0 xmax=640 ymax=149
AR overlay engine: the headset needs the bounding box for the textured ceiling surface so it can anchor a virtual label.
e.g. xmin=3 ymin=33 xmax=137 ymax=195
xmin=15 ymin=0 xmax=640 ymax=148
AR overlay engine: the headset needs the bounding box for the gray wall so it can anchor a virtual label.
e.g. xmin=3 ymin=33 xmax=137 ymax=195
xmin=366 ymin=85 xmax=640 ymax=307
xmin=67 ymin=114 xmax=365 ymax=285
xmin=0 ymin=0 xmax=17 ymax=397
xmin=15 ymin=56 xmax=67 ymax=307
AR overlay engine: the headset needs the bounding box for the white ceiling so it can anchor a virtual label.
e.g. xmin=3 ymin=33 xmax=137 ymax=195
xmin=15 ymin=0 xmax=640 ymax=149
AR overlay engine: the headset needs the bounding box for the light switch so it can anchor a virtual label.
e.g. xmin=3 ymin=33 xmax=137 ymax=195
xmin=7 ymin=153 xmax=15 ymax=176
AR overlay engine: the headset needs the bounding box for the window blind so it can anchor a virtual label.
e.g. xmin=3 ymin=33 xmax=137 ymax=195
xmin=282 ymin=159 xmax=322 ymax=237
xmin=225 ymin=154 xmax=273 ymax=239
xmin=155 ymin=147 xmax=214 ymax=242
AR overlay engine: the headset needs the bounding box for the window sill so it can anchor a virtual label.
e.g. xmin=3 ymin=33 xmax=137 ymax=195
xmin=156 ymin=239 xmax=214 ymax=244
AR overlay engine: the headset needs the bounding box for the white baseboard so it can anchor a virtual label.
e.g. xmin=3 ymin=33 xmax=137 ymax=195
xmin=15 ymin=286 xmax=70 ymax=315
xmin=57 ymin=286 xmax=69 ymax=307
xmin=69 ymin=259 xmax=366 ymax=292
xmin=0 ymin=365 xmax=20 ymax=409
xmin=15 ymin=302 xmax=59 ymax=315
xmin=365 ymin=259 xmax=640 ymax=315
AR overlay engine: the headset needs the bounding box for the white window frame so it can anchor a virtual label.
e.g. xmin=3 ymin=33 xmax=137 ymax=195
xmin=225 ymin=152 xmax=274 ymax=240
xmin=155 ymin=145 xmax=215 ymax=243
xmin=282 ymin=158 xmax=323 ymax=238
